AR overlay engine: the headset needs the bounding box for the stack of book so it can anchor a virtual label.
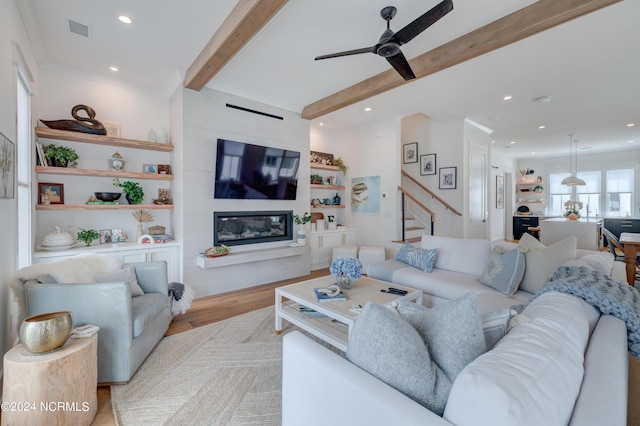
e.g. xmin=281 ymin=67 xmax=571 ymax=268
xmin=152 ymin=234 xmax=172 ymax=243
xmin=313 ymin=287 xmax=347 ymax=302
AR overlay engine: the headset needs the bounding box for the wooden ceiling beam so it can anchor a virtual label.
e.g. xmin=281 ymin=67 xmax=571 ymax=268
xmin=185 ymin=0 xmax=288 ymax=91
xmin=301 ymin=0 xmax=621 ymax=120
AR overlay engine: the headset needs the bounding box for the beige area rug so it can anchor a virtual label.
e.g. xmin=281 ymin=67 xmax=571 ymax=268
xmin=113 ymin=305 xmax=640 ymax=425
xmin=112 ymin=306 xmax=303 ymax=425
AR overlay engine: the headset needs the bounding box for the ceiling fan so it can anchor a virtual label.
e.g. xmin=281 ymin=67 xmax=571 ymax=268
xmin=315 ymin=0 xmax=454 ymax=81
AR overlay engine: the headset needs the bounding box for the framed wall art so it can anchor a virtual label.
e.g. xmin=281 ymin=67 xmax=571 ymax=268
xmin=439 ymin=167 xmax=457 ymax=190
xmin=0 ymin=132 xmax=15 ymax=199
xmin=496 ymin=175 xmax=505 ymax=209
xmin=403 ymin=142 xmax=418 ymax=164
xmin=143 ymin=164 xmax=157 ymax=173
xmin=420 ymin=153 xmax=436 ymax=176
xmin=38 ymin=182 xmax=64 ymax=204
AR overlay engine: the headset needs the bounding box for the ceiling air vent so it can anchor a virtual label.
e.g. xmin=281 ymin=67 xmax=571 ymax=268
xmin=69 ymin=20 xmax=89 ymax=38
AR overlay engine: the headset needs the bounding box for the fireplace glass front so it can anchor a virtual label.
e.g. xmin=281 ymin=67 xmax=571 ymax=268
xmin=213 ymin=210 xmax=293 ymax=246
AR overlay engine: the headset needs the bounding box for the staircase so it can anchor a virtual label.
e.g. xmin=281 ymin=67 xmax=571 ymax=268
xmin=395 ymin=170 xmax=463 ymax=243
xmin=396 ymin=216 xmax=428 ymax=245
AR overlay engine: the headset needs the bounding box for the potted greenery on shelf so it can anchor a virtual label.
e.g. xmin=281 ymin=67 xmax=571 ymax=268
xmin=333 ymin=157 xmax=348 ymax=175
xmin=310 ymin=173 xmax=324 ymax=185
xmin=77 ymin=228 xmax=100 ymax=246
xmin=44 ymin=144 xmax=79 ymax=167
xmin=113 ymin=178 xmax=144 ymax=204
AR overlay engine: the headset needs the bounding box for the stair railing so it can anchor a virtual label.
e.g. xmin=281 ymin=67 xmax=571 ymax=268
xmin=397 ymin=170 xmax=463 ymax=242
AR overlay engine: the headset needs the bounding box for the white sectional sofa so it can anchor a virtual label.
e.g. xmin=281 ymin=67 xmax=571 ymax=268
xmin=281 ymin=235 xmax=630 ymax=425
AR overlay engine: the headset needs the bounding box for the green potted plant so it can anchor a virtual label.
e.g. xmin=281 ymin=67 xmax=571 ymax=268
xmin=44 ymin=144 xmax=79 ymax=167
xmin=333 ymin=157 xmax=348 ymax=175
xmin=77 ymin=228 xmax=100 ymax=246
xmin=113 ymin=178 xmax=144 ymax=204
xmin=310 ymin=173 xmax=324 ymax=185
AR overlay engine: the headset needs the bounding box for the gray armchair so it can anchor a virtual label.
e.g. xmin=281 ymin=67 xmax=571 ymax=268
xmin=23 ymin=261 xmax=172 ymax=384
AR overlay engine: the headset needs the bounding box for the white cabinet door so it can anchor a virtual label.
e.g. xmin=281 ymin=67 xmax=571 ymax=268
xmin=118 ymin=249 xmax=148 ymax=264
xmin=148 ymin=245 xmax=179 ymax=282
xmin=309 ymin=229 xmax=357 ymax=270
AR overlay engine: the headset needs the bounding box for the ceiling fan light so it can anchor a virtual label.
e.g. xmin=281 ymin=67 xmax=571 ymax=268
xmin=377 ymin=42 xmax=400 ymax=58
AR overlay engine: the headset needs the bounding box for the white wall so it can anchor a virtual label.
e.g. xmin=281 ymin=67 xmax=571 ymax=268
xmin=180 ymin=88 xmax=311 ymax=297
xmin=0 ymin=0 xmax=39 ymax=369
xmin=400 ymin=113 xmax=465 ymax=238
xmin=489 ymin=150 xmax=516 ymax=241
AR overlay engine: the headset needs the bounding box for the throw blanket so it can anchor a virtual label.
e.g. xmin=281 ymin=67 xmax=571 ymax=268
xmin=532 ymin=266 xmax=640 ymax=358
xmin=168 ymin=282 xmax=194 ymax=316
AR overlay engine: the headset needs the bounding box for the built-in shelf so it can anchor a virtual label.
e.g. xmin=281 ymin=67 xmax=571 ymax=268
xmin=310 ymin=184 xmax=345 ymax=190
xmin=197 ymin=245 xmax=308 ymax=269
xmin=516 ymin=191 xmax=544 ymax=195
xmin=36 ymin=204 xmax=174 ymax=211
xmin=35 ymin=166 xmax=173 ymax=180
xmin=310 ymin=163 xmax=340 ymax=172
xmin=518 ymin=201 xmax=545 ymax=204
xmin=311 ymin=205 xmax=345 ymax=209
xmin=35 ymin=127 xmax=173 ymax=152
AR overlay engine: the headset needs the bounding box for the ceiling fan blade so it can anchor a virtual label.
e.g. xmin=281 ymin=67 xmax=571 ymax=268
xmin=315 ymin=46 xmax=377 ymax=60
xmin=391 ymin=0 xmax=454 ymax=46
xmin=386 ymin=51 xmax=416 ymax=81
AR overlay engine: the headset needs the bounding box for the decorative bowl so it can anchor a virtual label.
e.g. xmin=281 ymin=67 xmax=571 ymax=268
xmin=203 ymin=245 xmax=230 ymax=258
xmin=42 ymin=226 xmax=75 ymax=247
xmin=19 ymin=311 xmax=72 ymax=354
xmin=95 ymin=192 xmax=122 ymax=202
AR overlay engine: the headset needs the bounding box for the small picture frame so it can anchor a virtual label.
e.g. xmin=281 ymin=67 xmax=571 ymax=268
xmin=38 ymin=182 xmax=64 ymax=204
xmin=143 ymin=164 xmax=157 ymax=173
xmin=99 ymin=229 xmax=112 ymax=244
xmin=310 ymin=150 xmax=334 ymax=165
xmin=157 ymin=164 xmax=172 ymax=175
xmin=496 ymin=175 xmax=505 ymax=209
xmin=102 ymin=121 xmax=121 ymax=138
xmin=111 ymin=229 xmax=125 ymax=243
xmin=439 ymin=167 xmax=457 ymax=190
xmin=420 ymin=153 xmax=436 ymax=176
xmin=403 ymin=142 xmax=418 ymax=164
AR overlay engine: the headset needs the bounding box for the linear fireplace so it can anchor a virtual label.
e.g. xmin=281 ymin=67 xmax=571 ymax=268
xmin=213 ymin=210 xmax=293 ymax=246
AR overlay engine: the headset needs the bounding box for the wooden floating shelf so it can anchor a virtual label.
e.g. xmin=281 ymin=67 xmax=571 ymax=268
xmin=310 ymin=163 xmax=340 ymax=171
xmin=35 ymin=128 xmax=173 ymax=152
xmin=310 ymin=205 xmax=345 ymax=209
xmin=35 ymin=166 xmax=173 ymax=180
xmin=310 ymin=184 xmax=345 ymax=190
xmin=36 ymin=204 xmax=174 ymax=211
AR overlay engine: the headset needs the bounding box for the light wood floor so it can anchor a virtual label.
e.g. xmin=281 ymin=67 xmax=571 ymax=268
xmin=91 ymin=268 xmax=640 ymax=425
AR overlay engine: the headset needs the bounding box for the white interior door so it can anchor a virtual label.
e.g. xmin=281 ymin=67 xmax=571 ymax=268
xmin=468 ymin=143 xmax=488 ymax=239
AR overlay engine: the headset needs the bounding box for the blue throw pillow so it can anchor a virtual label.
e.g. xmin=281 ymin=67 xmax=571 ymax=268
xmin=395 ymin=242 xmax=437 ymax=272
xmin=478 ymin=246 xmax=525 ymax=295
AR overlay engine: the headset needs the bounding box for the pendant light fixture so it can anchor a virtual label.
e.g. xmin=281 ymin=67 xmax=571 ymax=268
xmin=561 ymin=133 xmax=586 ymax=186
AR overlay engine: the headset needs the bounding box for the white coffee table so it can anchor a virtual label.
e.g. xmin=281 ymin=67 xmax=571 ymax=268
xmin=275 ymin=275 xmax=422 ymax=351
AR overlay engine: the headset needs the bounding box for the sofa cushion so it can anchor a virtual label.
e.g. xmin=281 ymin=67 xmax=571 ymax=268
xmin=394 ymin=293 xmax=486 ymax=382
xmin=395 ymin=242 xmax=437 ymax=272
xmin=518 ymin=234 xmax=577 ymax=293
xmin=95 ymin=266 xmax=145 ymax=297
xmin=347 ymin=302 xmax=452 ymax=415
xmin=443 ymin=292 xmax=590 ymax=426
xmin=131 ymin=293 xmax=167 ymax=338
xmin=479 ymin=246 xmax=525 ymax=295
xmin=421 ymin=235 xmax=491 ymax=276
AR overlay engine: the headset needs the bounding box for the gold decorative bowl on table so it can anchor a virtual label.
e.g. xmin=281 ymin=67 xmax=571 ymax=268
xmin=19 ymin=311 xmax=72 ymax=354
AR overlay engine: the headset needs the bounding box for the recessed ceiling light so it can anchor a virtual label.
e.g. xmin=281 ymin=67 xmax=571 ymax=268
xmin=538 ymin=125 xmax=546 ymax=129
xmin=109 ymin=66 xmax=119 ymax=72
xmin=364 ymin=107 xmax=372 ymax=112
xmin=503 ymin=95 xmax=512 ymax=101
xmin=510 ymin=141 xmax=516 ymax=144
xmin=118 ymin=15 xmax=132 ymax=24
xmin=530 ymin=152 xmax=536 ymax=155
xmin=627 ymin=123 xmax=635 ymax=127
xmin=319 ymin=122 xmax=324 ymax=126
xmin=629 ymin=140 xmax=635 ymax=143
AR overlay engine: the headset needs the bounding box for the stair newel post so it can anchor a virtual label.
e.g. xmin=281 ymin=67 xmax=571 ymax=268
xmin=401 ymin=192 xmax=406 ymax=242
xmin=430 ymin=218 xmax=435 ymax=235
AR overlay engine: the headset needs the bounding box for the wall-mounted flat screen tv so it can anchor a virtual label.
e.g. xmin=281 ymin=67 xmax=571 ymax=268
xmin=214 ymin=139 xmax=300 ymax=200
